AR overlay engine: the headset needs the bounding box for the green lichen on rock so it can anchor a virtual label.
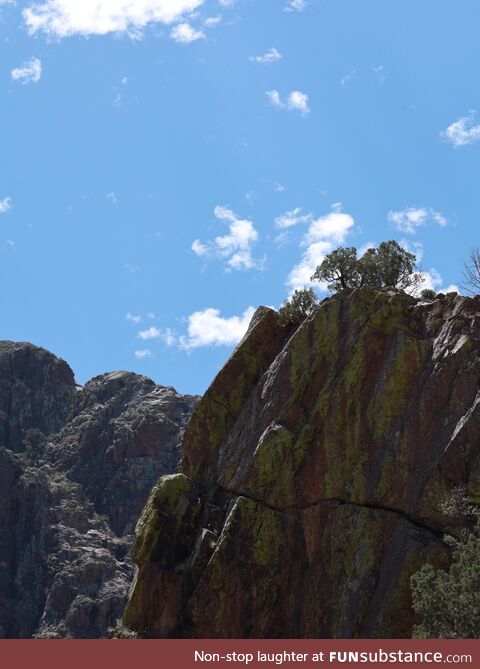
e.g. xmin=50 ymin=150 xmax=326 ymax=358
xmin=130 ymin=473 xmax=201 ymax=570
xmin=186 ymin=497 xmax=284 ymax=637
xmin=124 ymin=287 xmax=480 ymax=639
xmin=181 ymin=307 xmax=288 ymax=483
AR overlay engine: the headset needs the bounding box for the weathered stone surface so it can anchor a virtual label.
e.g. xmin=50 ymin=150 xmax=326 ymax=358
xmin=125 ymin=289 xmax=480 ymax=638
xmin=0 ymin=341 xmax=199 ymax=638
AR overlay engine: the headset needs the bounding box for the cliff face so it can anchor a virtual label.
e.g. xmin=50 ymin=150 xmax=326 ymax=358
xmin=125 ymin=288 xmax=480 ymax=638
xmin=0 ymin=341 xmax=198 ymax=638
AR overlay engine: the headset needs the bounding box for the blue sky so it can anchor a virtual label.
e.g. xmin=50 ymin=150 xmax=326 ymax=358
xmin=1 ymin=0 xmax=479 ymax=395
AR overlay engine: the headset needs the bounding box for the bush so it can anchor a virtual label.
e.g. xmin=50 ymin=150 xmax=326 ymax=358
xmin=410 ymin=489 xmax=480 ymax=638
xmin=420 ymin=288 xmax=437 ymax=301
xmin=278 ymin=288 xmax=319 ymax=327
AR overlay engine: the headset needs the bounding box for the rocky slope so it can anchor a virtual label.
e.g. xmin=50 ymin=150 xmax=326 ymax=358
xmin=0 ymin=341 xmax=198 ymax=638
xmin=124 ymin=287 xmax=480 ymax=638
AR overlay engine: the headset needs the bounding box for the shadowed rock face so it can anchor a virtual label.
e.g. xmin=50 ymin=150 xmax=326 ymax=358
xmin=0 ymin=341 xmax=199 ymax=638
xmin=125 ymin=288 xmax=480 ymax=638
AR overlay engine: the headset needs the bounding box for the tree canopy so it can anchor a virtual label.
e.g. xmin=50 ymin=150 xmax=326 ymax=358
xmin=278 ymin=288 xmax=319 ymax=327
xmin=311 ymin=240 xmax=421 ymax=293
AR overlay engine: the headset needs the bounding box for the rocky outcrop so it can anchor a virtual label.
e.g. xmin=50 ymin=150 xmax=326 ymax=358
xmin=125 ymin=288 xmax=480 ymax=638
xmin=0 ymin=341 xmax=198 ymax=638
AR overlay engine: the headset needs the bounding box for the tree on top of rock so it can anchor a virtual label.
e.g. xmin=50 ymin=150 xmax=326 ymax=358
xmin=311 ymin=240 xmax=421 ymax=293
xmin=278 ymin=288 xmax=319 ymax=327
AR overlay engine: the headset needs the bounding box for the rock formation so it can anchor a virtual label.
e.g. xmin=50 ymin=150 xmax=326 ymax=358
xmin=0 ymin=341 xmax=198 ymax=638
xmin=124 ymin=287 xmax=480 ymax=638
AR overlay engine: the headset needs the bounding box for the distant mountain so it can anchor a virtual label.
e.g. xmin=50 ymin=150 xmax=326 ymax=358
xmin=0 ymin=340 xmax=199 ymax=638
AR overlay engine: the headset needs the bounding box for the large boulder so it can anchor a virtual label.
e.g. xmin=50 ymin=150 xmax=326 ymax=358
xmin=125 ymin=289 xmax=480 ymax=638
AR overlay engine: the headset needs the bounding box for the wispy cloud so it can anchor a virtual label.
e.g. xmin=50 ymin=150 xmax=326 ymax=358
xmin=191 ymin=206 xmax=263 ymax=271
xmin=388 ymin=207 xmax=448 ymax=234
xmin=126 ymin=312 xmax=142 ymax=324
xmin=249 ymin=47 xmax=282 ymax=64
xmin=106 ymin=192 xmax=117 ymax=204
xmin=442 ymin=111 xmax=480 ymax=148
xmin=287 ymin=204 xmax=355 ymax=292
xmin=135 ymin=349 xmax=154 ymax=359
xmin=340 ymin=69 xmax=356 ymax=87
xmin=180 ymin=306 xmax=255 ymax=350
xmin=22 ymin=0 xmax=205 ymax=38
xmin=371 ymin=65 xmax=385 ymax=86
xmin=266 ymin=89 xmax=310 ymax=116
xmin=284 ymin=0 xmax=306 ymax=11
xmin=0 ymin=197 xmax=12 ymax=214
xmin=170 ymin=22 xmax=205 ymax=43
xmin=204 ymin=15 xmax=221 ymax=27
xmin=11 ymin=57 xmax=42 ymax=84
xmin=274 ymin=207 xmax=312 ymax=229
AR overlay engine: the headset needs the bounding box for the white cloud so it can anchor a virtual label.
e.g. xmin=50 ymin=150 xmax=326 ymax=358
xmin=266 ymin=89 xmax=283 ymax=109
xmin=138 ymin=326 xmax=161 ymax=340
xmin=250 ymin=47 xmax=282 ymax=64
xmin=287 ymin=205 xmax=356 ymax=292
xmin=11 ymin=57 xmax=42 ymax=84
xmin=441 ymin=284 xmax=460 ymax=294
xmin=106 ymin=192 xmax=117 ymax=204
xmin=284 ymin=0 xmax=306 ymax=11
xmin=287 ymin=240 xmax=332 ymax=292
xmin=126 ymin=312 xmax=142 ymax=324
xmin=274 ymin=207 xmax=311 ymax=229
xmin=192 ymin=206 xmax=262 ymax=271
xmin=407 ymin=268 xmax=460 ymax=297
xmin=266 ymin=89 xmax=310 ymax=116
xmin=274 ymin=182 xmax=285 ymax=192
xmin=191 ymin=239 xmax=209 ymax=256
xmin=388 ymin=207 xmax=448 ymax=234
xmin=135 ymin=349 xmax=154 ymax=359
xmin=304 ymin=208 xmax=354 ymax=245
xmin=6 ymin=240 xmax=15 ymax=248
xmin=22 ymin=0 xmax=204 ymax=38
xmin=204 ymin=15 xmax=221 ymax=27
xmin=442 ymin=111 xmax=480 ymax=148
xmin=415 ymin=270 xmax=457 ymax=295
xmin=0 ymin=197 xmax=12 ymax=214
xmin=288 ymin=91 xmax=310 ymax=115
xmin=180 ymin=306 xmax=255 ymax=350
xmin=170 ymin=22 xmax=205 ymax=43
xmin=341 ymin=69 xmax=356 ymax=87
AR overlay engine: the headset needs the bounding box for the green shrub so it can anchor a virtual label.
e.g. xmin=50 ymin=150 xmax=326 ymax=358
xmin=278 ymin=288 xmax=319 ymax=327
xmin=411 ymin=489 xmax=480 ymax=638
xmin=420 ymin=288 xmax=437 ymax=300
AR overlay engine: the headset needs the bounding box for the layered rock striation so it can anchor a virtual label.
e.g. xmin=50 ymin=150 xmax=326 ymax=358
xmin=0 ymin=341 xmax=198 ymax=638
xmin=125 ymin=288 xmax=480 ymax=638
